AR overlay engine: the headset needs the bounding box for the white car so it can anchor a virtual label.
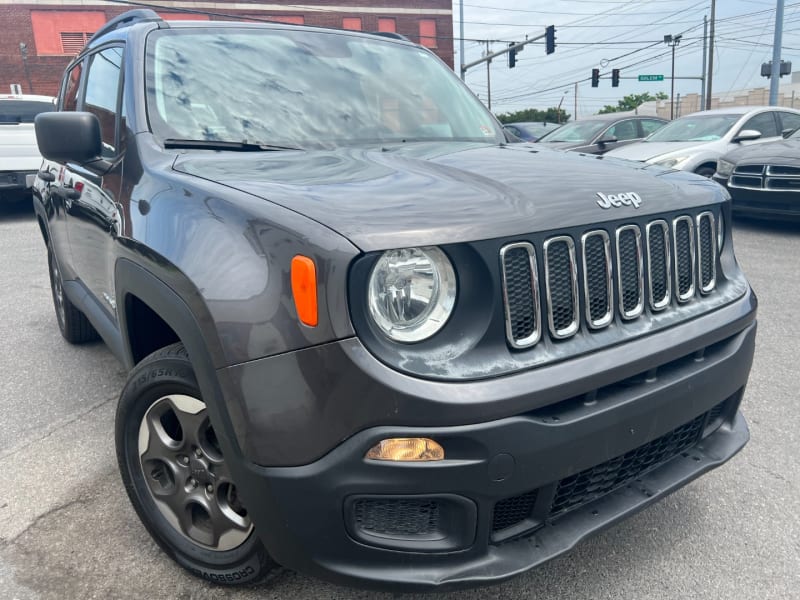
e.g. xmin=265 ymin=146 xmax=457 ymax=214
xmin=605 ymin=106 xmax=800 ymax=177
xmin=0 ymin=94 xmax=56 ymax=203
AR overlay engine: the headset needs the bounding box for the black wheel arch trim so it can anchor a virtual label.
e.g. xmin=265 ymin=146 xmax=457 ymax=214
xmin=114 ymin=258 xmax=248 ymax=461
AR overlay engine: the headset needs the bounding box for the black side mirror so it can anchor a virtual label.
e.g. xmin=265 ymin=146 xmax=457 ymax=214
xmin=35 ymin=112 xmax=103 ymax=166
xmin=597 ymin=135 xmax=618 ymax=146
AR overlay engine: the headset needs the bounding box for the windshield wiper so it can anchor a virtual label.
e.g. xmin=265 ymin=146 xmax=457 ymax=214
xmin=164 ymin=139 xmax=302 ymax=151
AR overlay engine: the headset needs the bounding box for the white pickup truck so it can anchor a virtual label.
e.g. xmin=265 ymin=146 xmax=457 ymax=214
xmin=0 ymin=94 xmax=55 ymax=203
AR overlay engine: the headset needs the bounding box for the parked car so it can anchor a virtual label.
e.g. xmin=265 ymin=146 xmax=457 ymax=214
xmin=535 ymin=114 xmax=667 ymax=154
xmin=606 ymin=106 xmax=800 ymax=176
xmin=0 ymin=94 xmax=55 ymax=203
xmin=33 ymin=9 xmax=756 ymax=592
xmin=503 ymin=121 xmax=561 ymax=142
xmin=713 ymin=128 xmax=800 ymax=218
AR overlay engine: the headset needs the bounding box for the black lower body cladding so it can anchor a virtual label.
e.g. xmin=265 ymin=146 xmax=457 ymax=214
xmin=220 ymin=292 xmax=756 ymax=591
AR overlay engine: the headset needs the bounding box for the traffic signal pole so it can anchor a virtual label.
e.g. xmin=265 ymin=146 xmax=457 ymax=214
xmin=769 ymin=0 xmax=785 ymax=105
xmin=461 ymin=27 xmax=552 ymax=78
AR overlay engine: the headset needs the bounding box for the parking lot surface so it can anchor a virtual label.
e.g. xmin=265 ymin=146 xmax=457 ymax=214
xmin=0 ymin=201 xmax=798 ymax=599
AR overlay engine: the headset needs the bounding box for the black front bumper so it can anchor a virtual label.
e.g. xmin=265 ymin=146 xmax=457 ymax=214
xmin=225 ymin=310 xmax=756 ymax=591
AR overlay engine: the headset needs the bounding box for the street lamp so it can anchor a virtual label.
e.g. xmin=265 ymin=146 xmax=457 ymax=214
xmin=664 ymin=34 xmax=682 ymax=120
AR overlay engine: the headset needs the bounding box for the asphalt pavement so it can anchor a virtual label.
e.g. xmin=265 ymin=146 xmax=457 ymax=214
xmin=0 ymin=200 xmax=798 ymax=599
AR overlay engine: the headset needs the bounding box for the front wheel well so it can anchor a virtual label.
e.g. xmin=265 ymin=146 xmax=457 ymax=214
xmin=694 ymin=162 xmax=717 ymax=174
xmin=125 ymin=294 xmax=181 ymax=365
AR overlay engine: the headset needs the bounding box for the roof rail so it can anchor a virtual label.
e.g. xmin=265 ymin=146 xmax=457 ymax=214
xmin=89 ymin=9 xmax=163 ymax=43
xmin=368 ymin=31 xmax=411 ymax=42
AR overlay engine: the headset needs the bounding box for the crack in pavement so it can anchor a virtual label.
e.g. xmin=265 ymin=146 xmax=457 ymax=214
xmin=0 ymin=497 xmax=92 ymax=547
xmin=0 ymin=395 xmax=116 ymax=462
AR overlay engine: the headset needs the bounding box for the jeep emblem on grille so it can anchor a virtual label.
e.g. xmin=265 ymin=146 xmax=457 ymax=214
xmin=596 ymin=192 xmax=642 ymax=209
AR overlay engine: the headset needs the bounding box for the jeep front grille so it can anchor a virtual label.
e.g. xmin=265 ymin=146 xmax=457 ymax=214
xmin=500 ymin=213 xmax=718 ymax=348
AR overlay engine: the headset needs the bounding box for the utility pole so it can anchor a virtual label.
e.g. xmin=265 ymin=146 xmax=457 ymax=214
xmin=705 ymin=0 xmax=716 ymax=110
xmin=665 ymin=34 xmax=682 ymax=120
xmin=485 ymin=40 xmax=491 ymax=110
xmin=574 ymin=81 xmax=578 ymax=121
xmin=459 ymin=0 xmax=465 ymax=81
xmin=769 ymin=0 xmax=785 ymax=105
xmin=19 ymin=42 xmax=33 ymax=94
xmin=700 ymin=15 xmax=708 ymax=111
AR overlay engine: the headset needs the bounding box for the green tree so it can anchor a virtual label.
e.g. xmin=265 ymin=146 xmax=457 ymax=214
xmin=598 ymin=92 xmax=668 ymax=114
xmin=495 ymin=107 xmax=570 ymax=124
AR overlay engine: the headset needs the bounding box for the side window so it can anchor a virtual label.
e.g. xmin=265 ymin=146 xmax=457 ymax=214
xmin=778 ymin=112 xmax=800 ymax=134
xmin=83 ymin=46 xmax=124 ymax=159
xmin=61 ymin=62 xmax=83 ymax=111
xmin=605 ymin=120 xmax=639 ymax=141
xmin=741 ymin=112 xmax=778 ymax=138
xmin=641 ymin=119 xmax=665 ymax=137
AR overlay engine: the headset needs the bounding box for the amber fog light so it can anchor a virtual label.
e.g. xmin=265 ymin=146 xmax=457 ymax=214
xmin=365 ymin=438 xmax=445 ymax=462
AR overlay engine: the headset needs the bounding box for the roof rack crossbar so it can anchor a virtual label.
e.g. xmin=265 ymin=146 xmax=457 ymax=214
xmin=89 ymin=9 xmax=163 ymax=43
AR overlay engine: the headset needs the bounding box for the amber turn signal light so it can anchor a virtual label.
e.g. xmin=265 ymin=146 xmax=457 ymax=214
xmin=291 ymin=255 xmax=318 ymax=327
xmin=365 ymin=438 xmax=445 ymax=462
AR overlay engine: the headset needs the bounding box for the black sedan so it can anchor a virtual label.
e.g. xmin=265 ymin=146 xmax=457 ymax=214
xmin=535 ymin=114 xmax=667 ymax=154
xmin=714 ymin=129 xmax=800 ymax=219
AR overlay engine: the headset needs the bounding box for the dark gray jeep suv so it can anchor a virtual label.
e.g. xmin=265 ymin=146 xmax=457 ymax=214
xmin=32 ymin=9 xmax=756 ymax=591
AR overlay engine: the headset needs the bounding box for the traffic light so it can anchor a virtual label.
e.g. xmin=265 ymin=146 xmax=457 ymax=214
xmin=508 ymin=42 xmax=516 ymax=68
xmin=545 ymin=25 xmax=556 ymax=55
xmin=612 ymin=68 xmax=620 ymax=87
xmin=591 ymin=68 xmax=600 ymax=88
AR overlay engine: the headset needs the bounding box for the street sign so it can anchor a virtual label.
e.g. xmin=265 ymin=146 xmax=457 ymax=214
xmin=638 ymin=74 xmax=664 ymax=82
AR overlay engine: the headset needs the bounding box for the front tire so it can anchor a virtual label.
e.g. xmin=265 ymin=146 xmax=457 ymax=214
xmin=115 ymin=343 xmax=278 ymax=585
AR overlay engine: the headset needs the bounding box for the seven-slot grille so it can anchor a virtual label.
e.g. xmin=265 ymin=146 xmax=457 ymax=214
xmin=501 ymin=213 xmax=718 ymax=348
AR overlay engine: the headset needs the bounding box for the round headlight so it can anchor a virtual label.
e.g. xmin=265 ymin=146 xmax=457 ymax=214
xmin=367 ymin=246 xmax=457 ymax=343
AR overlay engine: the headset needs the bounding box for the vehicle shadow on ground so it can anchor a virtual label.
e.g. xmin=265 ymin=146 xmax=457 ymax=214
xmin=2 ymin=473 xmax=709 ymax=600
xmin=0 ymin=200 xmax=35 ymax=223
xmin=732 ymin=214 xmax=800 ymax=235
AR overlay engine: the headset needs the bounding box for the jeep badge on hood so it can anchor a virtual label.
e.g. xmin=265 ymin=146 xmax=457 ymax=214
xmin=597 ymin=191 xmax=642 ymax=209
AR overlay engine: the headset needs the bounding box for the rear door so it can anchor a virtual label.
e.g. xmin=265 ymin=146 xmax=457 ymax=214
xmin=35 ymin=61 xmax=84 ymax=277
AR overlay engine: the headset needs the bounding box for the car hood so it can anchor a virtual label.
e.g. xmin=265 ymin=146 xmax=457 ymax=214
xmin=722 ymin=138 xmax=800 ymax=164
xmin=535 ymin=140 xmax=585 ymax=151
xmin=606 ymin=141 xmax=712 ymax=162
xmin=172 ymin=142 xmax=722 ymax=251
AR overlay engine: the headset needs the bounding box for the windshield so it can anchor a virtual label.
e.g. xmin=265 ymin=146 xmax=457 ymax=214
xmin=145 ymin=28 xmax=503 ymax=147
xmin=645 ymin=114 xmax=739 ymax=142
xmin=0 ymin=100 xmax=54 ymax=124
xmin=537 ymin=120 xmax=608 ymax=144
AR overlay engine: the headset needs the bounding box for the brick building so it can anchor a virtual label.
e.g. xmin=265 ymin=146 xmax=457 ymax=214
xmin=0 ymin=0 xmax=453 ymax=97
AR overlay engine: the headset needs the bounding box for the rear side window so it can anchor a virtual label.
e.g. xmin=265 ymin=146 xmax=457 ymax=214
xmin=0 ymin=100 xmax=54 ymax=124
xmin=84 ymin=46 xmax=124 ymax=159
xmin=778 ymin=112 xmax=800 ymax=134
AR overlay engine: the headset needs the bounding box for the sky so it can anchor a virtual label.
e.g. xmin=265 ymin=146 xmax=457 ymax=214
xmin=451 ymin=0 xmax=800 ymax=118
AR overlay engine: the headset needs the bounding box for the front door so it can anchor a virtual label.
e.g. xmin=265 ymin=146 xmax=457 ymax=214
xmin=63 ymin=45 xmax=124 ymax=317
